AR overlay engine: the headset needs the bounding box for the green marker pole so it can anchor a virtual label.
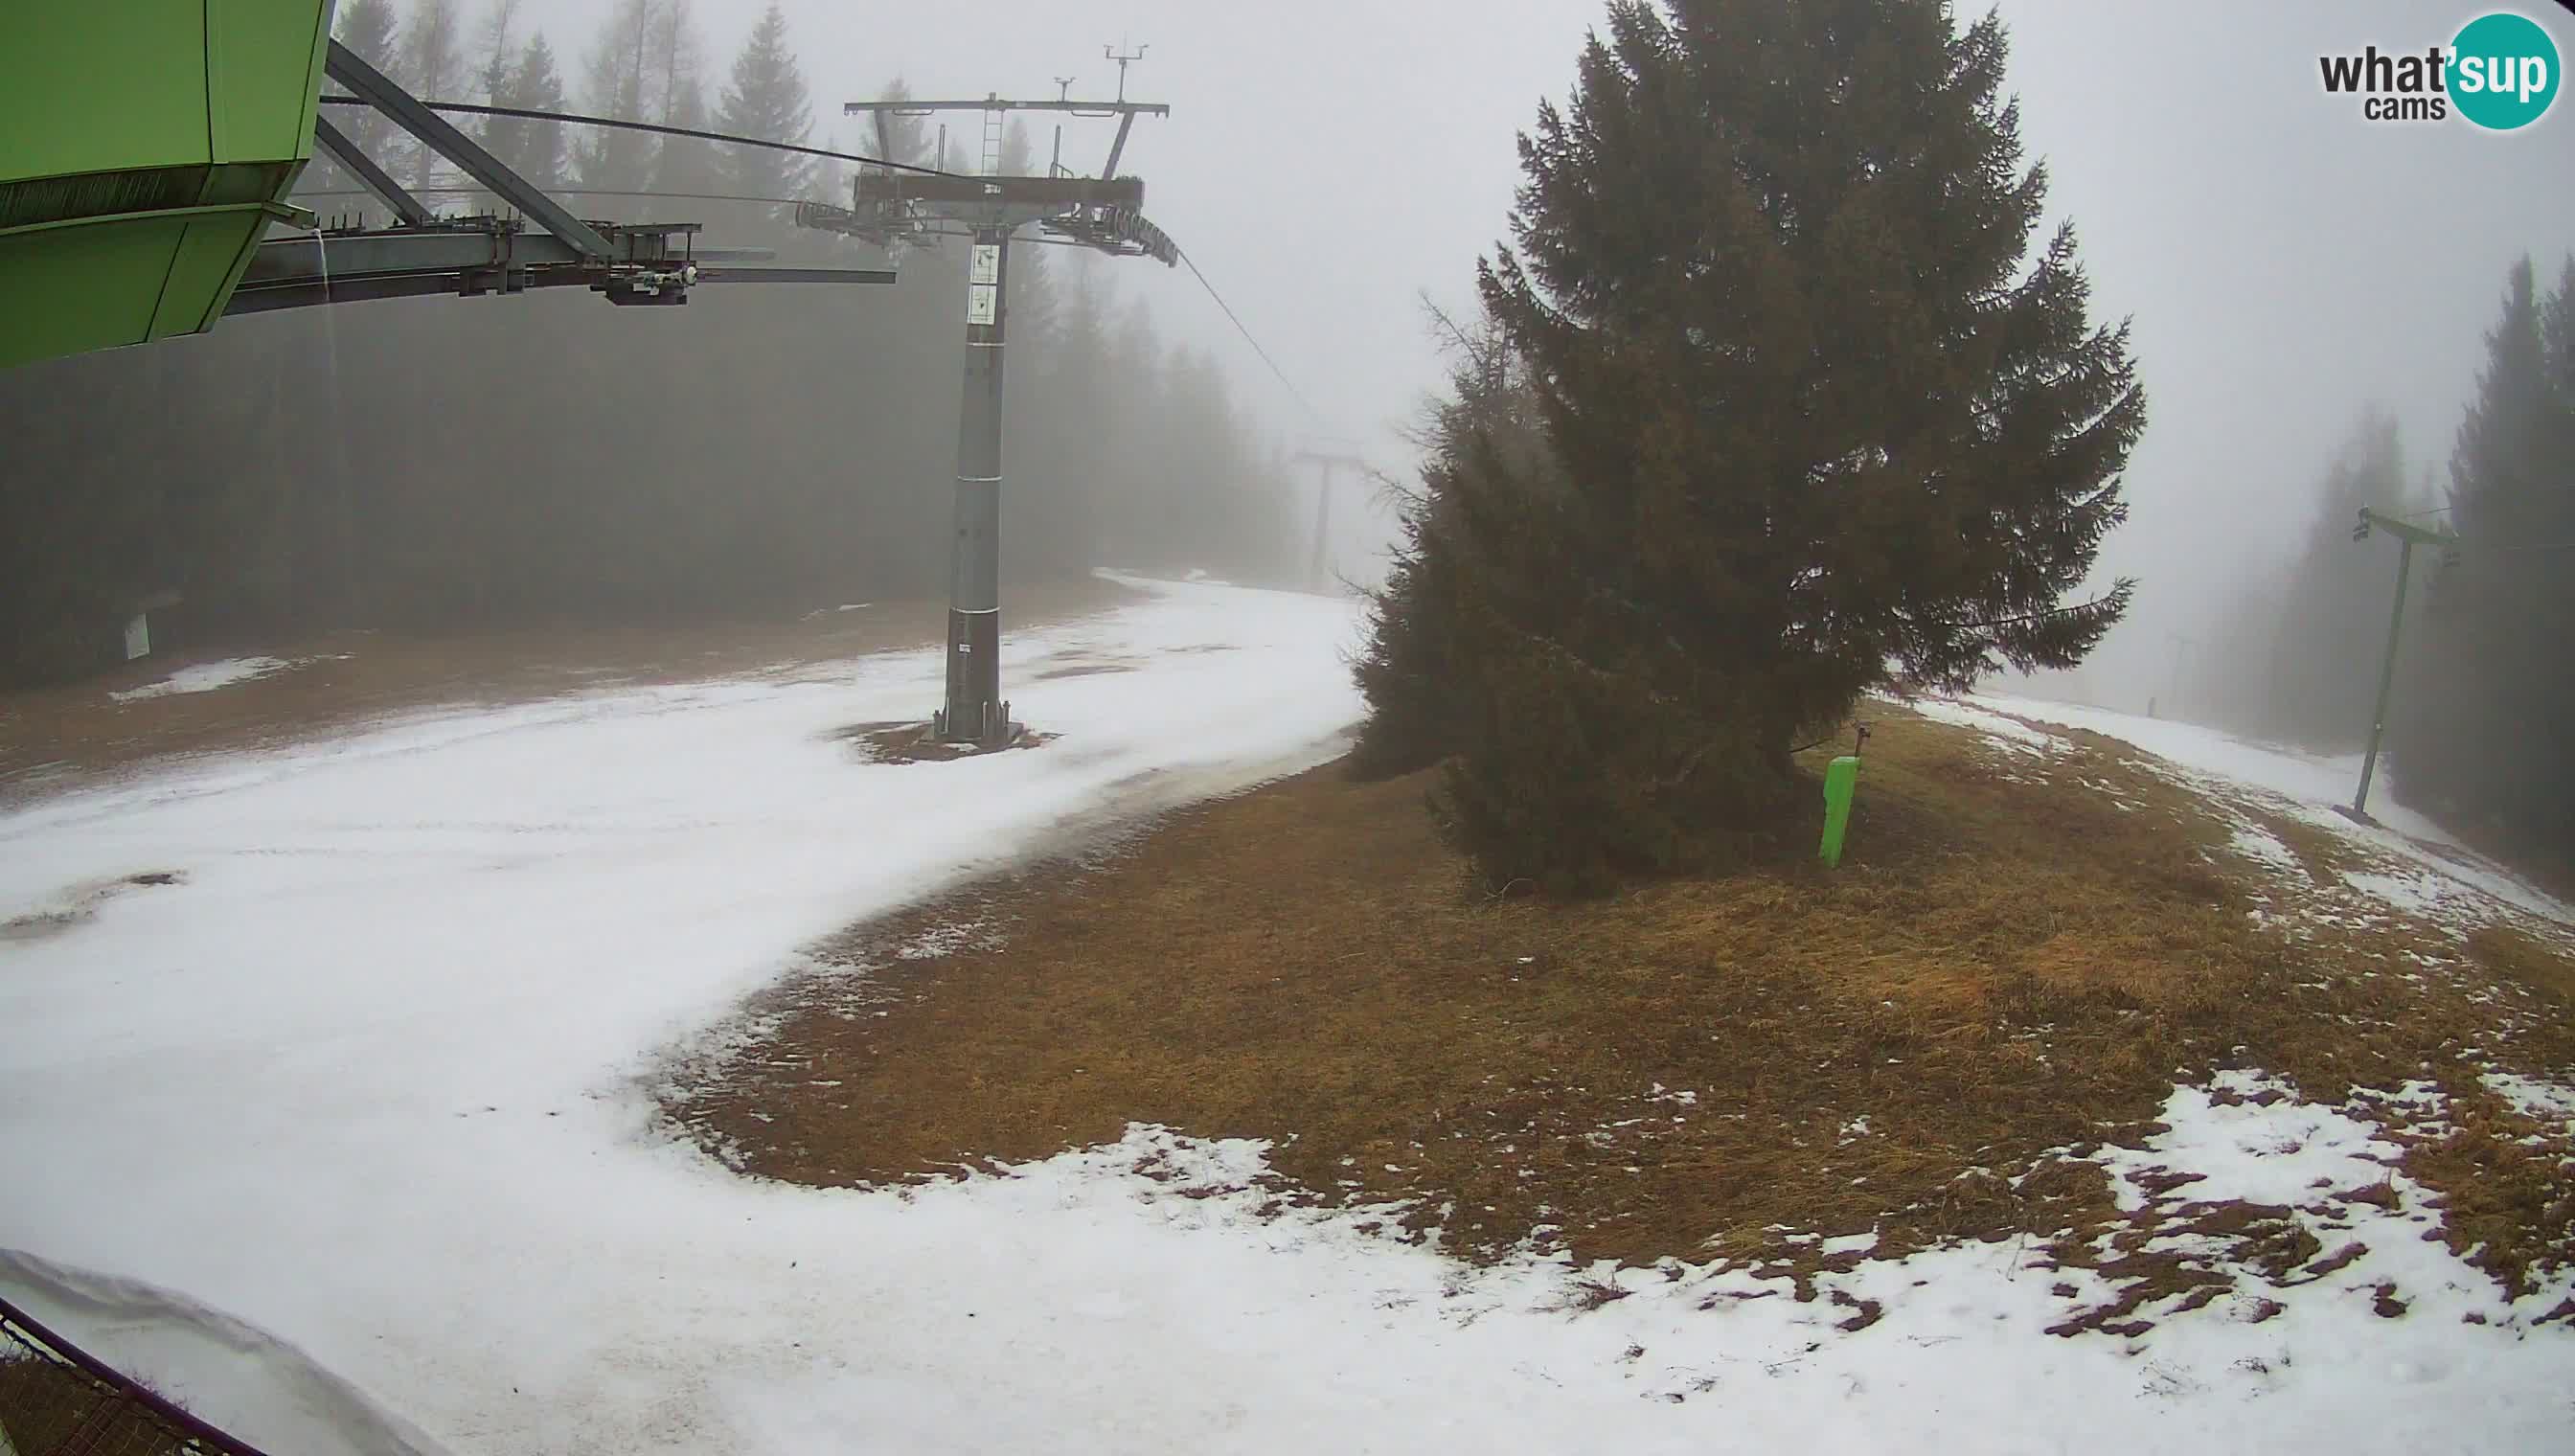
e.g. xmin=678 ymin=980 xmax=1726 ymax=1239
xmin=1820 ymin=756 xmax=1860 ymax=868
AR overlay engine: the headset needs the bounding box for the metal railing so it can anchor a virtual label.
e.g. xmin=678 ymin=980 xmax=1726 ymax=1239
xmin=0 ymin=1294 xmax=272 ymax=1456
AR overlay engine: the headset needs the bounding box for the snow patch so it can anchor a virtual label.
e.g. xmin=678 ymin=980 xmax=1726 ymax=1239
xmin=2226 ymin=822 xmax=2299 ymax=874
xmin=2068 ymin=1071 xmax=2572 ymax=1351
xmin=2100 ymin=1071 xmax=2393 ymax=1212
xmin=108 ymin=657 xmax=295 ymax=702
xmin=2481 ymin=1071 xmax=2575 ymax=1135
xmin=10 ymin=592 xmax=2575 ymax=1454
xmin=2339 ymin=868 xmax=2457 ymax=919
xmin=1974 ymin=692 xmax=2571 ymax=931
xmin=893 ymin=918 xmax=996 ymax=961
xmin=1905 ymin=696 xmax=2068 ymax=755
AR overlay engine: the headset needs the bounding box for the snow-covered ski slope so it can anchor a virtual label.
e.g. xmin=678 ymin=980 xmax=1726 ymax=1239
xmin=4 ymin=583 xmax=2568 ymax=1454
xmin=1948 ymin=692 xmax=2570 ymax=932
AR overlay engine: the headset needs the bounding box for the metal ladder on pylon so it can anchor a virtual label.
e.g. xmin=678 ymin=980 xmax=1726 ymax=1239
xmin=979 ymin=104 xmax=1006 ymax=175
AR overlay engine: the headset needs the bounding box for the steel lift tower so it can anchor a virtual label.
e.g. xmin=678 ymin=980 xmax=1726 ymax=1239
xmin=1291 ymin=444 xmax=1368 ymax=594
xmin=805 ymin=50 xmax=1176 ymax=745
xmin=2342 ymin=506 xmax=2461 ymax=824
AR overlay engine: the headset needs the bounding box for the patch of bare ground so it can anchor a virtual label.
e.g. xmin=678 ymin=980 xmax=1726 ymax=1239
xmin=665 ymin=705 xmax=2575 ymax=1327
xmin=837 ymin=722 xmax=1060 ymax=763
xmin=0 ymin=576 xmax=1139 ymax=804
xmin=0 ymin=871 xmax=188 ymax=943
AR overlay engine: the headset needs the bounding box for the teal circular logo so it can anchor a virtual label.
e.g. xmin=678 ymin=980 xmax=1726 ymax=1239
xmin=2449 ymin=12 xmax=2561 ymax=130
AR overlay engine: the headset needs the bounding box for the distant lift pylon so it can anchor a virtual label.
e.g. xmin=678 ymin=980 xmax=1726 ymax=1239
xmin=2341 ymin=506 xmax=2460 ymax=824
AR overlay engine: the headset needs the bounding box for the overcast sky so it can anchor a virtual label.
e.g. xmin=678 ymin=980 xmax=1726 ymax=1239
xmin=511 ymin=0 xmax=2571 ymax=697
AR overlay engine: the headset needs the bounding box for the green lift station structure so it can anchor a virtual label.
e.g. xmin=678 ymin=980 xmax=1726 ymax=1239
xmin=1 ymin=2 xmax=334 ymax=372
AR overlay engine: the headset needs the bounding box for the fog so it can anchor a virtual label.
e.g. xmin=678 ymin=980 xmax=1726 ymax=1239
xmin=544 ymin=0 xmax=2570 ymax=700
xmin=525 ymin=0 xmax=1595 ymax=471
xmin=1994 ymin=3 xmax=2574 ymax=710
xmin=7 ymin=0 xmax=2570 ymax=691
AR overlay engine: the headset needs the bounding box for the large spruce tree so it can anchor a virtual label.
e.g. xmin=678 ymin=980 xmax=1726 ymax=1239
xmin=715 ymin=4 xmax=813 ymax=202
xmin=1351 ymin=309 xmax=1555 ymax=780
xmin=396 ymin=0 xmax=467 ymax=191
xmin=578 ymin=0 xmax=662 ymax=192
xmin=1361 ymin=0 xmax=2144 ymax=892
xmin=490 ymin=34 xmax=568 ymax=191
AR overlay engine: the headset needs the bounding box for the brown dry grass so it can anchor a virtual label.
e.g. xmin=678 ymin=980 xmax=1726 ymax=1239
xmin=2470 ymin=924 xmax=2575 ymax=1004
xmin=668 ymin=704 xmax=2575 ymax=1312
xmin=0 ymin=578 xmax=1137 ymax=804
xmin=0 ymin=1351 xmax=192 ymax=1456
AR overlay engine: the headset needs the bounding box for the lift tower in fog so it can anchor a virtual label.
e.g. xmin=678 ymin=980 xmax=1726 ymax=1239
xmin=1291 ymin=444 xmax=1368 ymax=594
xmin=806 ymin=53 xmax=1176 ymax=745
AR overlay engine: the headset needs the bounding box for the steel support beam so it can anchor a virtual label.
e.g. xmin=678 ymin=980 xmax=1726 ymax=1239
xmin=323 ymin=40 xmax=615 ymax=260
xmin=228 ymin=225 xmax=895 ymax=314
xmin=311 ymin=115 xmax=436 ymax=227
xmin=844 ymin=99 xmax=1170 ymax=118
xmin=242 ymin=230 xmax=884 ymax=284
xmin=1101 ymin=112 xmax=1139 ymax=180
xmin=245 ymin=227 xmax=535 ymax=279
xmin=697 ymin=266 xmax=897 ymax=284
xmin=2342 ymin=507 xmax=2458 ymax=823
xmin=936 ymin=227 xmax=1012 ymax=745
xmin=853 ymin=174 xmax=1143 ymax=212
xmin=227 ymin=267 xmax=573 ymax=313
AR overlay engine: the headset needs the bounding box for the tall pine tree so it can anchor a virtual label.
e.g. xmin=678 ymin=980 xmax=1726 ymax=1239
xmin=649 ymin=80 xmax=724 ymax=198
xmin=639 ymin=2 xmax=717 ymax=198
xmin=466 ymin=0 xmax=523 ymax=214
xmin=315 ymin=0 xmax=404 ymax=217
xmin=1353 ymin=307 xmax=1555 ymax=778
xmin=335 ymin=0 xmax=401 ymax=80
xmin=865 ymin=80 xmax=933 ymax=171
xmin=579 ymin=0 xmax=661 ymax=192
xmin=397 ymin=0 xmax=467 ymax=191
xmin=487 ymin=34 xmax=567 ymax=191
xmin=715 ymin=4 xmax=813 ymax=204
xmin=1360 ymin=0 xmax=2144 ymax=892
xmin=474 ymin=0 xmax=521 ymax=111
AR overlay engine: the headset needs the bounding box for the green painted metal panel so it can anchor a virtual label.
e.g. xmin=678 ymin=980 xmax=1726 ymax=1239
xmin=209 ymin=0 xmax=332 ymax=167
xmin=1 ymin=5 xmax=210 ymax=186
xmin=1 ymin=1 xmax=333 ymax=371
xmin=155 ymin=215 xmax=267 ymax=335
xmin=0 ymin=219 xmax=184 ymax=364
xmin=1818 ymin=756 xmax=1861 ymax=869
